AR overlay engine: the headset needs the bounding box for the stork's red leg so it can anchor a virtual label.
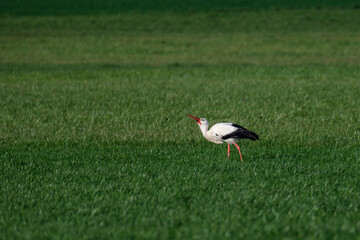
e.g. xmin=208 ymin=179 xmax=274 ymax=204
xmin=233 ymin=143 xmax=243 ymax=161
xmin=227 ymin=143 xmax=230 ymax=158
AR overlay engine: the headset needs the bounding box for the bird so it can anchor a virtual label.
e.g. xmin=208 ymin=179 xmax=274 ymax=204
xmin=187 ymin=115 xmax=259 ymax=161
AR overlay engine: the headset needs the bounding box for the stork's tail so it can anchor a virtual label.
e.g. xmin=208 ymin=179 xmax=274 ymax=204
xmin=244 ymin=129 xmax=259 ymax=141
xmin=222 ymin=124 xmax=260 ymax=141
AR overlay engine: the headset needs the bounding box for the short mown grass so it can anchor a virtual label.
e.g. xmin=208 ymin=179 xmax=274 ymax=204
xmin=1 ymin=6 xmax=360 ymax=240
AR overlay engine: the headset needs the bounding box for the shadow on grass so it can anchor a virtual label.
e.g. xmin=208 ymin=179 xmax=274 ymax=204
xmin=1 ymin=62 xmax=358 ymax=73
xmin=0 ymin=62 xmax=259 ymax=72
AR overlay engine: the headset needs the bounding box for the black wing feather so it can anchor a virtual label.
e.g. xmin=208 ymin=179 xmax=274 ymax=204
xmin=222 ymin=123 xmax=259 ymax=141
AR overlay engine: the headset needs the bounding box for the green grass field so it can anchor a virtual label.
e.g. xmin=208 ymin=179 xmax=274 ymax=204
xmin=1 ymin=2 xmax=360 ymax=239
xmin=1 ymin=0 xmax=360 ymax=15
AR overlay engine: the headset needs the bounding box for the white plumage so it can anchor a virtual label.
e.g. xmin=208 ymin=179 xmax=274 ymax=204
xmin=187 ymin=115 xmax=259 ymax=161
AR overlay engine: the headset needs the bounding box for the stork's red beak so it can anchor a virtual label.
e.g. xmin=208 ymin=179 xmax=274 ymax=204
xmin=187 ymin=115 xmax=201 ymax=124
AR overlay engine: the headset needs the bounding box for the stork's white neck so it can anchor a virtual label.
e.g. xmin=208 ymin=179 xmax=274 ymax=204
xmin=198 ymin=123 xmax=209 ymax=138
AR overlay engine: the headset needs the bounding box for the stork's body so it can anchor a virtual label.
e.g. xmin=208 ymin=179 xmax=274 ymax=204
xmin=187 ymin=115 xmax=259 ymax=161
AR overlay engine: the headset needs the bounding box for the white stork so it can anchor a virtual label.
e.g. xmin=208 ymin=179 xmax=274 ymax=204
xmin=187 ymin=115 xmax=259 ymax=161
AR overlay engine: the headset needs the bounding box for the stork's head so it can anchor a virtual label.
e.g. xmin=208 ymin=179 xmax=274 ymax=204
xmin=187 ymin=115 xmax=209 ymax=126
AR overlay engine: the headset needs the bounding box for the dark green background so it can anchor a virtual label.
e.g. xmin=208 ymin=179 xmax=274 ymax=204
xmin=1 ymin=0 xmax=360 ymax=15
